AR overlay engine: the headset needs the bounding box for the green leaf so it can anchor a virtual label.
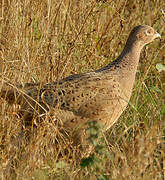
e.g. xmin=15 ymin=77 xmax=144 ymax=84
xmin=150 ymin=86 xmax=162 ymax=94
xmin=160 ymin=104 xmax=165 ymax=115
xmin=80 ymin=155 xmax=95 ymax=168
xmin=156 ymin=63 xmax=165 ymax=72
xmin=55 ymin=160 xmax=67 ymax=170
xmin=98 ymin=174 xmax=109 ymax=180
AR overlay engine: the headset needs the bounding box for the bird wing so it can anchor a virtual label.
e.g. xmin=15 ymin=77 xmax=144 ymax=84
xmin=40 ymin=72 xmax=121 ymax=119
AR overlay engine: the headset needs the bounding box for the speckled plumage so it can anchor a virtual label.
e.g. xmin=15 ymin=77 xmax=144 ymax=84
xmin=0 ymin=25 xmax=160 ymax=132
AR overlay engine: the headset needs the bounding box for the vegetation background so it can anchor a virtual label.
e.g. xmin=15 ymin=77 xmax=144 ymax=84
xmin=0 ymin=0 xmax=165 ymax=179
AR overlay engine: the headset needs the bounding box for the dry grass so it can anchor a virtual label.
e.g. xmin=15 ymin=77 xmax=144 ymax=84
xmin=0 ymin=0 xmax=165 ymax=179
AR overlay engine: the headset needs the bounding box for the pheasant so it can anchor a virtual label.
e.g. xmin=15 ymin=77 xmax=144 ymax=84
xmin=0 ymin=25 xmax=161 ymax=133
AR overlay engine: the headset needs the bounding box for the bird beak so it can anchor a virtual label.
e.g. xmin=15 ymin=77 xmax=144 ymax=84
xmin=154 ymin=32 xmax=161 ymax=39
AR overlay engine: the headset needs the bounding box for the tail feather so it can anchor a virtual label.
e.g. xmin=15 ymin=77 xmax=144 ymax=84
xmin=0 ymin=81 xmax=50 ymax=126
xmin=0 ymin=83 xmax=23 ymax=104
xmin=0 ymin=81 xmax=36 ymax=102
xmin=0 ymin=81 xmax=48 ymax=109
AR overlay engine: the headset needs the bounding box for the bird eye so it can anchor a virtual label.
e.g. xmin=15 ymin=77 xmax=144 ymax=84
xmin=145 ymin=29 xmax=152 ymax=36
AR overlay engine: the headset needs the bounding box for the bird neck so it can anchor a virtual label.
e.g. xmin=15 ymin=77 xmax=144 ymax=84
xmin=95 ymin=41 xmax=143 ymax=98
xmin=113 ymin=41 xmax=143 ymax=98
xmin=96 ymin=40 xmax=142 ymax=74
xmin=115 ymin=40 xmax=142 ymax=73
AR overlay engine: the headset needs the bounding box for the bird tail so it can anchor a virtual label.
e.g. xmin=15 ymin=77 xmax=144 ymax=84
xmin=0 ymin=82 xmax=23 ymax=105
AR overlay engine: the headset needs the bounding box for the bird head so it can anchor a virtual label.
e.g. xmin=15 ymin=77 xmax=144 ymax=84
xmin=126 ymin=25 xmax=161 ymax=49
